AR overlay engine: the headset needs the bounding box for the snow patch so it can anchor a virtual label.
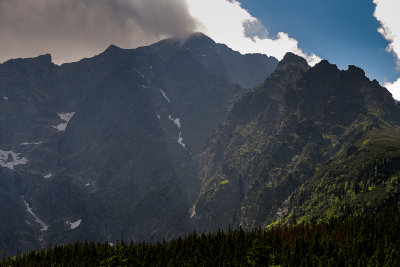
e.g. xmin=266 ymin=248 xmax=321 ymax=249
xmin=132 ymin=66 xmax=144 ymax=78
xmin=53 ymin=123 xmax=68 ymax=132
xmin=23 ymin=198 xmax=48 ymax=231
xmin=160 ymin=89 xmax=171 ymax=103
xmin=58 ymin=112 xmax=75 ymax=122
xmin=141 ymin=84 xmax=147 ymax=88
xmin=85 ymin=183 xmax=90 ymax=187
xmin=178 ymin=132 xmax=186 ymax=149
xmin=21 ymin=141 xmax=42 ymax=146
xmin=66 ymin=219 xmax=81 ymax=230
xmin=189 ymin=204 xmax=196 ymax=218
xmin=52 ymin=112 xmax=75 ymax=132
xmin=3 ymin=97 xmax=8 ymax=100
xmin=0 ymin=149 xmax=28 ymax=170
xmin=168 ymin=116 xmax=186 ymax=149
xmin=168 ymin=115 xmax=181 ymax=129
xmin=156 ymin=114 xmax=161 ymax=119
xmin=44 ymin=173 xmax=53 ymax=179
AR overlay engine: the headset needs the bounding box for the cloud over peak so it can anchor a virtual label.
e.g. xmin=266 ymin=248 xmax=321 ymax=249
xmin=0 ymin=0 xmax=319 ymax=66
xmin=186 ymin=0 xmax=320 ymax=66
xmin=0 ymin=0 xmax=197 ymax=64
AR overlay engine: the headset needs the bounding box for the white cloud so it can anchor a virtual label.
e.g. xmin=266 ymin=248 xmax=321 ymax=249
xmin=186 ymin=0 xmax=321 ymax=66
xmin=373 ymin=0 xmax=400 ymax=99
xmin=384 ymin=78 xmax=400 ymax=100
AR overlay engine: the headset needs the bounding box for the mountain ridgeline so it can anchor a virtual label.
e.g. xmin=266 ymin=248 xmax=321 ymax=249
xmin=1 ymin=33 xmax=400 ymax=256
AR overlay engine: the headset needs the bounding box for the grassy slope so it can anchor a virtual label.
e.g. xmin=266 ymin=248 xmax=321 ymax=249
xmin=288 ymin=121 xmax=400 ymax=223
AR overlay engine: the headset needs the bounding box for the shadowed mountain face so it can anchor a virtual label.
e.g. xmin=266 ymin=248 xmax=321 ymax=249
xmin=0 ymin=34 xmax=278 ymax=254
xmin=191 ymin=53 xmax=400 ymax=232
xmin=153 ymin=33 xmax=278 ymax=89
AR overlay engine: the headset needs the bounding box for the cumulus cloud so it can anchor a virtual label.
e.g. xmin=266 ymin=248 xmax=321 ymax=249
xmin=0 ymin=0 xmax=196 ymax=64
xmin=373 ymin=0 xmax=400 ymax=99
xmin=186 ymin=0 xmax=321 ymax=66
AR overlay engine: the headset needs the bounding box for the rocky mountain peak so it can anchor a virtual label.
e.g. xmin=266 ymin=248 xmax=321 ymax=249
xmin=183 ymin=32 xmax=216 ymax=47
xmin=347 ymin=64 xmax=366 ymax=76
xmin=101 ymin=44 xmax=125 ymax=57
xmin=277 ymin=52 xmax=309 ymax=70
xmin=36 ymin=53 xmax=52 ymax=63
xmin=312 ymin=59 xmax=339 ymax=73
xmin=3 ymin=53 xmax=53 ymax=66
xmin=104 ymin=44 xmax=121 ymax=52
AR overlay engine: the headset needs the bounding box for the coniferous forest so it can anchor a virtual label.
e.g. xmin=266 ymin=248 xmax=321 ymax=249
xmin=2 ymin=204 xmax=399 ymax=266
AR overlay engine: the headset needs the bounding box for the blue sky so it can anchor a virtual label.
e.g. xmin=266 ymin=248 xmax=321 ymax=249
xmin=240 ymin=0 xmax=398 ymax=83
xmin=185 ymin=0 xmax=400 ymax=99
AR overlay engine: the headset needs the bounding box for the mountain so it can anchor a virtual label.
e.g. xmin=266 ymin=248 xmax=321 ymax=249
xmin=2 ymin=32 xmax=400 ymax=256
xmin=191 ymin=53 xmax=400 ymax=231
xmin=0 ymin=34 xmax=278 ymax=254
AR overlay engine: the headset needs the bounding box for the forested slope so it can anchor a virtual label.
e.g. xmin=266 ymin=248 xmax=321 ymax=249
xmin=2 ymin=204 xmax=400 ymax=266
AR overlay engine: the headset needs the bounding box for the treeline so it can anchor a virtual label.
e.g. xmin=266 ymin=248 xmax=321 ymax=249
xmin=2 ymin=204 xmax=400 ymax=266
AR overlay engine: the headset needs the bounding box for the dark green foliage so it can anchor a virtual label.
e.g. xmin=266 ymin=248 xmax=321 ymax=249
xmin=3 ymin=205 xmax=400 ymax=266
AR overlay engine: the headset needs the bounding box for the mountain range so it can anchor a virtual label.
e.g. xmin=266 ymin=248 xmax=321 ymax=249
xmin=1 ymin=33 xmax=399 ymax=255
